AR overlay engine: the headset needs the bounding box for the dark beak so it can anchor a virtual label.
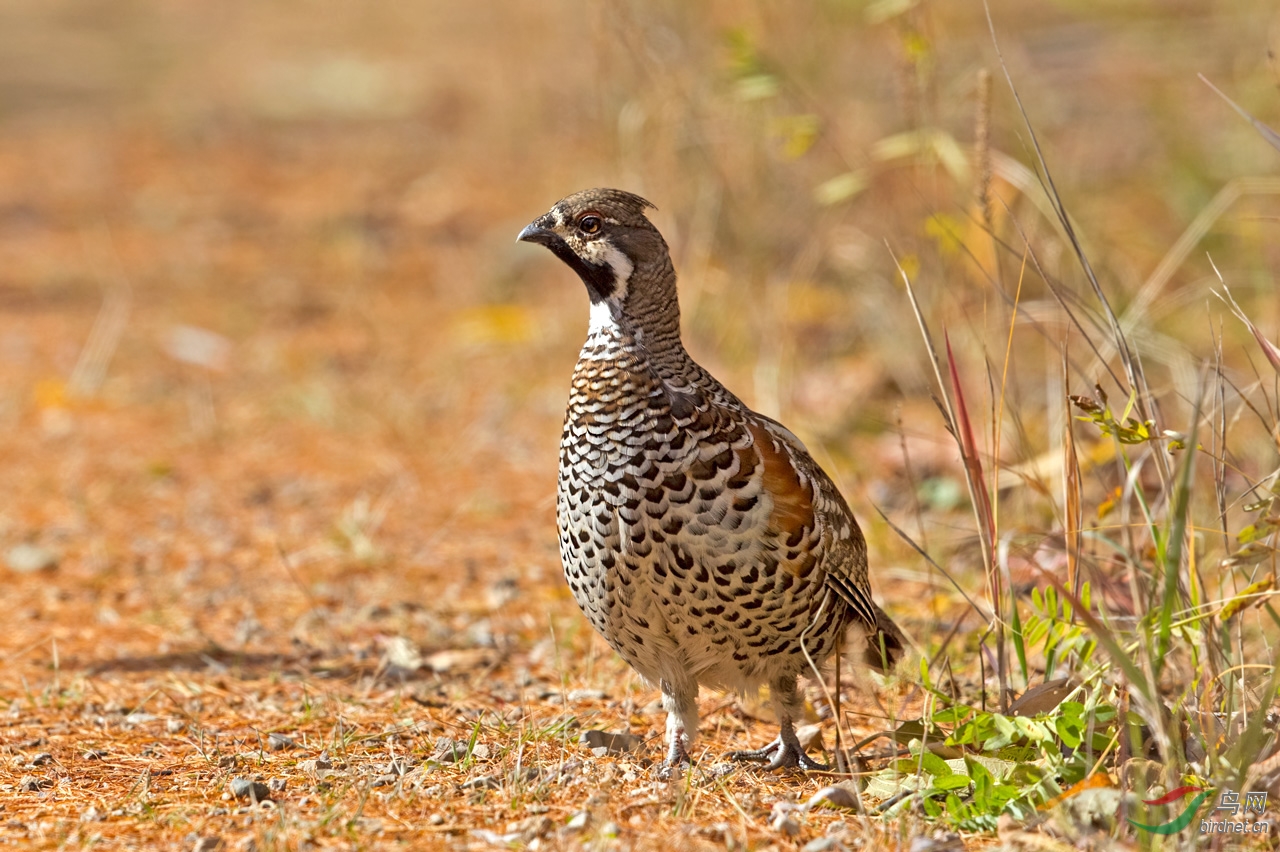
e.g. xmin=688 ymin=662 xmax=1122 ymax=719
xmin=515 ymin=212 xmax=616 ymax=303
xmin=517 ymin=216 xmax=559 ymax=246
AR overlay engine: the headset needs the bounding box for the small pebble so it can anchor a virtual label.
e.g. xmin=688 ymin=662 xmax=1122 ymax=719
xmin=566 ymin=688 xmax=608 ymax=701
xmin=299 ymin=755 xmax=334 ymax=774
xmin=795 ymin=724 xmax=825 ymax=750
xmin=803 ymin=837 xmax=846 ymax=852
xmin=29 ymin=753 xmax=54 ymax=766
xmin=424 ymin=648 xmax=494 ymax=673
xmin=507 ymin=815 xmax=553 ymax=840
xmin=564 ymin=811 xmax=590 ymax=832
xmin=808 ymin=784 xmax=860 ymax=810
xmin=267 ymin=733 xmax=296 ymax=752
xmin=772 ymin=815 xmax=801 ymax=837
xmin=19 ymin=776 xmax=51 ymax=792
xmin=83 ymin=749 xmax=108 ymax=761
xmin=428 ymin=813 xmax=445 ymax=825
xmin=579 ymin=729 xmax=642 ymax=755
xmin=370 ymin=774 xmax=399 ymax=788
xmin=908 ymin=832 xmax=965 ymax=852
xmin=191 ymin=836 xmax=225 ymax=852
xmin=267 ymin=778 xmax=287 ymax=793
xmin=229 ymin=778 xmax=271 ymax=803
xmin=432 ymin=737 xmax=468 ymax=763
xmin=460 ymin=775 xmax=500 ymax=790
xmin=6 ymin=543 xmax=57 ymax=574
xmin=470 ymin=829 xmax=520 ymax=845
xmin=381 ymin=636 xmax=423 ymax=671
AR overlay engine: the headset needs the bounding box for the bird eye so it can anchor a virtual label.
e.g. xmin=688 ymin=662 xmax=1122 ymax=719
xmin=578 ymin=215 xmax=602 ymax=235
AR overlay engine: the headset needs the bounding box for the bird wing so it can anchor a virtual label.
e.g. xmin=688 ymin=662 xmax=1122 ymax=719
xmin=745 ymin=413 xmax=880 ymax=631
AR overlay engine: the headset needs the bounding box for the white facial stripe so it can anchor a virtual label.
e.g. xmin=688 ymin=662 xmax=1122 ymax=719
xmin=582 ymin=239 xmax=632 ymax=334
xmin=601 ymin=242 xmax=634 ymax=293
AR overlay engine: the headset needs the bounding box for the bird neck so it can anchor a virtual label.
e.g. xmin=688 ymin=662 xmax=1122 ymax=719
xmin=585 ymin=259 xmax=686 ymax=368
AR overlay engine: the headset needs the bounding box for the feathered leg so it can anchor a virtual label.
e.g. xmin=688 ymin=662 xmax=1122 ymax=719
xmin=657 ymin=675 xmax=698 ymax=778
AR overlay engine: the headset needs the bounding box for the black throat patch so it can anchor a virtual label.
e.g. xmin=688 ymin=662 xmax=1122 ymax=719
xmin=542 ymin=236 xmax=616 ymax=303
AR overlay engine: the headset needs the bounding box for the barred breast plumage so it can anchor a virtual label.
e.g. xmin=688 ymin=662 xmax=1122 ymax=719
xmin=519 ymin=188 xmax=905 ymax=773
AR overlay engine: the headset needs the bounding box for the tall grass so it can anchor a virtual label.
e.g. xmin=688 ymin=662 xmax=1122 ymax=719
xmin=602 ymin=2 xmax=1279 ymax=843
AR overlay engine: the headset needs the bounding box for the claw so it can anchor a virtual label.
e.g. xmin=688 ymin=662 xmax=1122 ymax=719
xmin=728 ymin=736 xmax=829 ymax=772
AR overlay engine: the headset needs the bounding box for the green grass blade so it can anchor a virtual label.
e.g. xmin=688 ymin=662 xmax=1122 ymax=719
xmin=1009 ymin=590 xmax=1028 ymax=684
xmin=1154 ymin=400 xmax=1199 ymax=683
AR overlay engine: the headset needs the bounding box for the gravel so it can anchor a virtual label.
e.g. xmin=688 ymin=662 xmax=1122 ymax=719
xmin=579 ymin=729 xmax=642 ymax=755
xmin=432 ymin=737 xmax=468 ymax=763
xmin=229 ymin=778 xmax=271 ymax=803
xmin=6 ymin=544 xmax=57 ymax=574
xmin=18 ymin=776 xmax=52 ymax=792
xmin=267 ymin=733 xmax=297 ymax=751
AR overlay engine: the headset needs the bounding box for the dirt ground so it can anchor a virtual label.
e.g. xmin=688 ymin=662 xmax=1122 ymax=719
xmin=2 ymin=2 xmax=1278 ymax=850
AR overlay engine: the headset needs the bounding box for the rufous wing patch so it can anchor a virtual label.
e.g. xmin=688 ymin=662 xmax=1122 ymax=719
xmin=746 ymin=421 xmax=818 ymax=576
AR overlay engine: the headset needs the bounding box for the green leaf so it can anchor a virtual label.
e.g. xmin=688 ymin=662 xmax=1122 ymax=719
xmin=1010 ymin=595 xmax=1028 ymax=684
xmin=931 ymin=705 xmax=973 ymax=725
xmin=1027 ymin=619 xmax=1050 ymax=648
xmin=984 ymin=714 xmax=1018 ymax=749
xmin=919 ymin=751 xmax=953 ymax=777
xmin=932 ymin=774 xmax=973 ymax=792
xmin=1092 ymin=704 xmax=1118 ymax=723
xmin=1012 ymin=716 xmax=1052 ymax=743
xmin=1059 ymin=701 xmax=1085 ymax=722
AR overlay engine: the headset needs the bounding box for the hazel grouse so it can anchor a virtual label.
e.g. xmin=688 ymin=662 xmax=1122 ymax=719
xmin=518 ymin=188 xmax=904 ymax=773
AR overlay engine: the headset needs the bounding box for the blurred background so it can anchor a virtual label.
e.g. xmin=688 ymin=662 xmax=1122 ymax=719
xmin=1 ymin=0 xmax=1278 ymax=768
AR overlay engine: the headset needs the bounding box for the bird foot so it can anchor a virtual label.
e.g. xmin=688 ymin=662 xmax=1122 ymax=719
xmin=655 ymin=739 xmax=693 ymax=781
xmin=728 ymin=736 xmax=828 ymax=772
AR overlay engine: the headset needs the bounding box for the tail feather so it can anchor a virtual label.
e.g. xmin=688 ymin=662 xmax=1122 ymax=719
xmin=861 ymin=603 xmax=906 ymax=672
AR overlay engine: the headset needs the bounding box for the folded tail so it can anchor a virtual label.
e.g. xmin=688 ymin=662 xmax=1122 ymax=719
xmin=861 ymin=603 xmax=906 ymax=672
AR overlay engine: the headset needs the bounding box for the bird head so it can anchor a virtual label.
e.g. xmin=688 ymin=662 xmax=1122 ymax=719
xmin=517 ymin=189 xmax=673 ymax=321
